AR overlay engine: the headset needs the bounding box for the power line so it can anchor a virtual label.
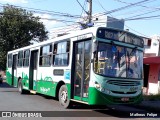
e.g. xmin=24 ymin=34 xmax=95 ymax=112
xmin=125 ymin=14 xmax=160 ymax=21
xmin=97 ymin=0 xmax=154 ymax=17
xmin=80 ymin=0 xmax=88 ymax=21
xmin=0 ymin=2 xmax=87 ymax=36
xmin=124 ymin=25 xmax=149 ymax=37
xmin=0 ymin=3 xmax=81 ymax=31
xmin=124 ymin=9 xmax=159 ymax=20
xmin=0 ymin=3 xmax=81 ymax=19
xmin=0 ymin=12 xmax=76 ymax=23
xmin=114 ymin=6 xmax=159 ymax=17
xmin=76 ymin=0 xmax=88 ymax=15
xmin=113 ymin=0 xmax=160 ymax=11
xmin=80 ymin=0 xmax=87 ymax=15
xmin=76 ymin=0 xmax=93 ymax=28
xmin=112 ymin=0 xmax=160 ymax=20
xmin=95 ymin=0 xmax=150 ymax=37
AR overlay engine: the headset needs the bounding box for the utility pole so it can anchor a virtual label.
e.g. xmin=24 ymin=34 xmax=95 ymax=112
xmin=87 ymin=0 xmax=92 ymax=24
xmin=79 ymin=0 xmax=92 ymax=29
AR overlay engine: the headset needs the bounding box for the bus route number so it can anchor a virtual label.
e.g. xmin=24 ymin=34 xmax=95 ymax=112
xmin=77 ymin=35 xmax=87 ymax=40
xmin=105 ymin=31 xmax=118 ymax=40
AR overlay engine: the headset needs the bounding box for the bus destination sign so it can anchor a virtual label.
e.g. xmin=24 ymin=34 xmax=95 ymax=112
xmin=97 ymin=28 xmax=144 ymax=47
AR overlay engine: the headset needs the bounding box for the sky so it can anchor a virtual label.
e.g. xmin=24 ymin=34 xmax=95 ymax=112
xmin=0 ymin=0 xmax=160 ymax=38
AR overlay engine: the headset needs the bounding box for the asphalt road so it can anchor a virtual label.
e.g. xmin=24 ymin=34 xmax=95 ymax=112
xmin=0 ymin=81 xmax=158 ymax=120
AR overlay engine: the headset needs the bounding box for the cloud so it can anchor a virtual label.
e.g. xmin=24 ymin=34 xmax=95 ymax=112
xmin=34 ymin=13 xmax=57 ymax=31
xmin=0 ymin=0 xmax=28 ymax=4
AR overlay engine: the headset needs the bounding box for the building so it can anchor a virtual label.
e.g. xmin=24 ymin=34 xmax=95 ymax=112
xmin=93 ymin=14 xmax=124 ymax=30
xmin=143 ymin=35 xmax=160 ymax=95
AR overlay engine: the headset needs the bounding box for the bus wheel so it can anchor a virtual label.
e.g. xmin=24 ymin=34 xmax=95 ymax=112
xmin=18 ymin=80 xmax=25 ymax=94
xmin=59 ymin=85 xmax=71 ymax=108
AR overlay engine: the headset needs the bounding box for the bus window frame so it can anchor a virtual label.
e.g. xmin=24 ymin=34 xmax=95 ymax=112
xmin=52 ymin=39 xmax=70 ymax=67
xmin=39 ymin=44 xmax=52 ymax=67
xmin=17 ymin=50 xmax=23 ymax=68
xmin=23 ymin=49 xmax=30 ymax=67
xmin=96 ymin=27 xmax=144 ymax=48
xmin=8 ymin=53 xmax=13 ymax=68
xmin=93 ymin=41 xmax=143 ymax=80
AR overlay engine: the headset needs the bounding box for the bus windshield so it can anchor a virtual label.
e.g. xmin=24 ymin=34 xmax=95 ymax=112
xmin=94 ymin=42 xmax=143 ymax=79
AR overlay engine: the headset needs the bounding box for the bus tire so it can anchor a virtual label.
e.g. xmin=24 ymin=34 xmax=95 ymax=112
xmin=58 ymin=85 xmax=71 ymax=108
xmin=18 ymin=80 xmax=26 ymax=94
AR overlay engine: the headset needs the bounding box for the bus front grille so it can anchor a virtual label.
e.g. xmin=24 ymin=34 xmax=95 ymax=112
xmin=107 ymin=80 xmax=140 ymax=86
xmin=111 ymin=91 xmax=137 ymax=94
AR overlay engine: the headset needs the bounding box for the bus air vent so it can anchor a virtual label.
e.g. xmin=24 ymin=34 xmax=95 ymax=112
xmin=107 ymin=80 xmax=140 ymax=86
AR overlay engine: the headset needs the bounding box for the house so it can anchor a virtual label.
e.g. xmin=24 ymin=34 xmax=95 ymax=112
xmin=143 ymin=36 xmax=160 ymax=95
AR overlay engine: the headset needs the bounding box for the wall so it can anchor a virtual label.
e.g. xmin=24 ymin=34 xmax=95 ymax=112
xmin=147 ymin=64 xmax=159 ymax=95
xmin=144 ymin=36 xmax=160 ymax=56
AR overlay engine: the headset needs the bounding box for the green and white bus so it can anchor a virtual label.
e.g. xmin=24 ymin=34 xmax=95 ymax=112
xmin=6 ymin=27 xmax=144 ymax=108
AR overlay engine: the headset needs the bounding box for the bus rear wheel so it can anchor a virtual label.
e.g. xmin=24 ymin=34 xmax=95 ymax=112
xmin=58 ymin=85 xmax=71 ymax=108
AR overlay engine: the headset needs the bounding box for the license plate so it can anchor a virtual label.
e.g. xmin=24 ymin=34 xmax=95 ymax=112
xmin=121 ymin=97 xmax=129 ymax=102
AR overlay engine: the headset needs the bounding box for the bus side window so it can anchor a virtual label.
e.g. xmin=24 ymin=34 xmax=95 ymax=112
xmin=8 ymin=54 xmax=12 ymax=68
xmin=23 ymin=50 xmax=30 ymax=67
xmin=17 ymin=51 xmax=23 ymax=67
xmin=39 ymin=44 xmax=52 ymax=66
xmin=53 ymin=44 xmax=57 ymax=54
xmin=53 ymin=41 xmax=70 ymax=66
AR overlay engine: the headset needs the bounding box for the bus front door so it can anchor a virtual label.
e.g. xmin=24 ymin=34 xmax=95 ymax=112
xmin=73 ymin=40 xmax=91 ymax=102
xmin=29 ymin=50 xmax=38 ymax=90
xmin=12 ymin=54 xmax=17 ymax=87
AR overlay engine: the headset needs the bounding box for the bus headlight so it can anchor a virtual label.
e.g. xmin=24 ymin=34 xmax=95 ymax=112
xmin=94 ymin=81 xmax=101 ymax=88
xmin=95 ymin=84 xmax=101 ymax=88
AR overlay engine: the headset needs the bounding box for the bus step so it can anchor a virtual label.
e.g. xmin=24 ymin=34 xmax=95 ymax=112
xmin=30 ymin=90 xmax=36 ymax=94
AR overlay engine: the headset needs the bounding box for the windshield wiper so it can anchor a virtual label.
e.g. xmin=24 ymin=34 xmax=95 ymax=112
xmin=127 ymin=47 xmax=137 ymax=77
xmin=117 ymin=50 xmax=120 ymax=70
xmin=129 ymin=47 xmax=137 ymax=58
xmin=127 ymin=51 xmax=130 ymax=76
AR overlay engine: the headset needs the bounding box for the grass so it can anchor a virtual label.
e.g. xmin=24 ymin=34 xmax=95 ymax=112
xmin=143 ymin=94 xmax=160 ymax=101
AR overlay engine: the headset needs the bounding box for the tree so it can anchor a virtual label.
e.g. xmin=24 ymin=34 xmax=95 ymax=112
xmin=0 ymin=5 xmax=48 ymax=70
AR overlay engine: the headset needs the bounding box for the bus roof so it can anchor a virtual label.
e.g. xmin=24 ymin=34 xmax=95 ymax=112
xmin=7 ymin=26 xmax=99 ymax=54
xmin=7 ymin=26 xmax=143 ymax=54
